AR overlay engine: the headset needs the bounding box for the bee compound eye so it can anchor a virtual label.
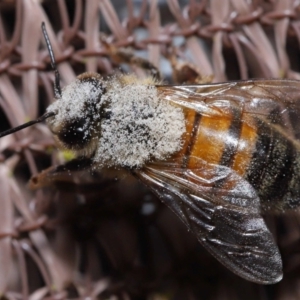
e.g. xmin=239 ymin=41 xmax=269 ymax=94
xmin=58 ymin=118 xmax=91 ymax=149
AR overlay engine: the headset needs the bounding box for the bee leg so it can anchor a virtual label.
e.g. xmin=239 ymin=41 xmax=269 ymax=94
xmin=168 ymin=48 xmax=213 ymax=84
xmin=129 ymin=54 xmax=161 ymax=80
xmin=103 ymin=40 xmax=161 ymax=80
xmin=29 ymin=157 xmax=93 ymax=190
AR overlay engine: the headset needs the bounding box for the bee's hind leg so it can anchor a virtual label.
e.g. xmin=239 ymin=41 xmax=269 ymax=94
xmin=167 ymin=47 xmax=213 ymax=84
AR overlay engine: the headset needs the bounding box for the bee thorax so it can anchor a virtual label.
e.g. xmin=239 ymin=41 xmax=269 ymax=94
xmin=94 ymin=80 xmax=186 ymax=168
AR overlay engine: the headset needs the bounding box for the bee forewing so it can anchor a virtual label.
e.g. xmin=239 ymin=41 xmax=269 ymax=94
xmin=158 ymin=79 xmax=300 ymax=141
xmin=133 ymin=79 xmax=300 ymax=283
xmin=134 ymin=157 xmax=283 ymax=284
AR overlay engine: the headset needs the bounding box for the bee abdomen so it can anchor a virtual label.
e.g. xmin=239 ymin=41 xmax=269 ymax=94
xmin=245 ymin=120 xmax=300 ymax=211
xmin=174 ymin=106 xmax=300 ymax=212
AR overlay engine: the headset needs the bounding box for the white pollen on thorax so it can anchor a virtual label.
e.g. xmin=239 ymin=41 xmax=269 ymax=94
xmin=93 ymin=80 xmax=186 ymax=168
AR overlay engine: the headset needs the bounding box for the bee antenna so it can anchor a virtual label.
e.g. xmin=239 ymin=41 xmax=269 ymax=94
xmin=41 ymin=22 xmax=62 ymax=98
xmin=0 ymin=112 xmax=55 ymax=138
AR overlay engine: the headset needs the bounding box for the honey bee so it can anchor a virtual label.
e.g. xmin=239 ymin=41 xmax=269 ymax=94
xmin=2 ymin=23 xmax=300 ymax=285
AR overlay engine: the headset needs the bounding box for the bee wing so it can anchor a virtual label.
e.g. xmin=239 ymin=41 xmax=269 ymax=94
xmin=134 ymin=157 xmax=282 ymax=284
xmin=158 ymin=79 xmax=300 ymax=140
xmin=151 ymin=80 xmax=296 ymax=283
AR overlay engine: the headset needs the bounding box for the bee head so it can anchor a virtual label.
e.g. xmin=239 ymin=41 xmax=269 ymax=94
xmin=0 ymin=23 xmax=108 ymax=159
xmin=46 ymin=73 xmax=105 ymax=156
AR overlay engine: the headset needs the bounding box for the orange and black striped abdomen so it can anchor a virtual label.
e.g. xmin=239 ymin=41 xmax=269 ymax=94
xmin=173 ymin=107 xmax=257 ymax=177
xmin=173 ymin=107 xmax=300 ymax=211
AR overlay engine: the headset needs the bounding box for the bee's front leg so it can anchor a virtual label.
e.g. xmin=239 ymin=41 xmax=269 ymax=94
xmin=103 ymin=40 xmax=161 ymax=80
xmin=29 ymin=157 xmax=93 ymax=190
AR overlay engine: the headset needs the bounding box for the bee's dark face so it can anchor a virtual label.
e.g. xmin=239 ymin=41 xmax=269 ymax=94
xmin=57 ymin=118 xmax=93 ymax=149
xmin=46 ymin=73 xmax=105 ymax=155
